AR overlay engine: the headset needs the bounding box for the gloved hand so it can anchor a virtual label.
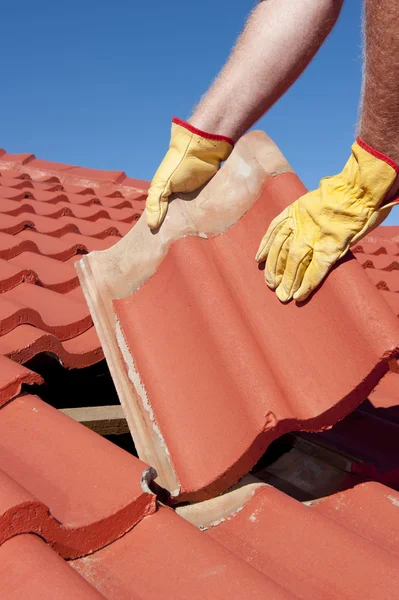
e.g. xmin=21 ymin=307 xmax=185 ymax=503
xmin=256 ymin=138 xmax=399 ymax=302
xmin=146 ymin=117 xmax=234 ymax=229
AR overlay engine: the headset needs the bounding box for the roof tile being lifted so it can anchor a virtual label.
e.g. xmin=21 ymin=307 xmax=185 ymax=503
xmin=77 ymin=131 xmax=399 ymax=502
xmin=0 ymin=148 xmax=148 ymax=391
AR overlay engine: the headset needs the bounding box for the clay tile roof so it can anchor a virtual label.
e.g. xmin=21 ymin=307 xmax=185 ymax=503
xmin=1 ymin=136 xmax=399 ymax=598
xmin=0 ymin=148 xmax=147 ymax=380
xmin=353 ymin=227 xmax=399 ymax=314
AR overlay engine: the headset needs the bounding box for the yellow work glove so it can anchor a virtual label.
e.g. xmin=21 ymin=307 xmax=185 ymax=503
xmin=256 ymin=138 xmax=399 ymax=303
xmin=146 ymin=117 xmax=234 ymax=229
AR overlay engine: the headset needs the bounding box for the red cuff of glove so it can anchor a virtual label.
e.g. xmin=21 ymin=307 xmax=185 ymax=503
xmin=357 ymin=137 xmax=399 ymax=173
xmin=172 ymin=117 xmax=235 ymax=146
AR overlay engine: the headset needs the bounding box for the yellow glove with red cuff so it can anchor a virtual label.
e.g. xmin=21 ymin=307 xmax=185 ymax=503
xmin=146 ymin=117 xmax=234 ymax=229
xmin=256 ymin=138 xmax=399 ymax=303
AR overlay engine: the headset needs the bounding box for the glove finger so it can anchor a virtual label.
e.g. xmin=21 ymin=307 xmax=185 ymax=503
xmin=255 ymin=207 xmax=290 ymax=263
xmin=293 ymin=250 xmax=339 ymax=302
xmin=265 ymin=225 xmax=293 ymax=289
xmin=145 ymin=182 xmax=171 ymax=230
xmin=275 ymin=239 xmax=312 ymax=303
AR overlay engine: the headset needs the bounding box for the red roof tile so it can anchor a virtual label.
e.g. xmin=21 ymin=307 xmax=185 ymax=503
xmin=311 ymin=481 xmax=399 ymax=555
xmin=68 ymin=478 xmax=399 ymax=600
xmin=0 ymin=283 xmax=91 ymax=339
xmin=0 ymin=535 xmax=107 ymax=600
xmin=0 ymin=325 xmax=103 ymax=368
xmin=352 ymin=240 xmax=399 ymax=255
xmin=0 ymin=253 xmax=79 ymax=293
xmin=0 ymin=356 xmax=42 ymax=406
xmin=353 ymin=227 xmax=399 ymax=317
xmin=364 ymin=267 xmax=399 ymax=291
xmin=360 ymin=225 xmax=399 ymax=243
xmin=205 ymin=482 xmax=399 ymax=599
xmin=0 ymin=394 xmax=156 ymax=558
xmin=77 ymin=131 xmax=399 ymax=501
xmin=356 ymin=253 xmax=399 ymax=271
xmin=0 ymin=150 xmax=149 ymax=194
xmin=71 ymin=505 xmax=294 ymax=599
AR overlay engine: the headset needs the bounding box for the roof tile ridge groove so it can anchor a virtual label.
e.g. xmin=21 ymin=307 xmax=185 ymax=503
xmin=204 ymin=483 xmax=399 ymax=598
xmin=76 ymin=130 xmax=399 ymax=502
xmin=0 ymin=325 xmax=103 ymax=368
xmin=0 ymin=395 xmax=156 ymax=559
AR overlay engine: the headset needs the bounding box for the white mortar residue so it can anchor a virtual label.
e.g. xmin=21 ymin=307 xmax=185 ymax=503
xmin=115 ymin=320 xmax=171 ymax=458
xmin=199 ymin=505 xmax=245 ymax=531
xmin=387 ymin=494 xmax=399 ymax=507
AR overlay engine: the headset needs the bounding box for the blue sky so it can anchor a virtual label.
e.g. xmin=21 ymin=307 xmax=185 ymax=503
xmin=1 ymin=1 xmax=397 ymax=224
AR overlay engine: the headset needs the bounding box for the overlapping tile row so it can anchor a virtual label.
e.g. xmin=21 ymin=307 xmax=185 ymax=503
xmin=68 ymin=479 xmax=399 ymax=600
xmin=0 ymin=149 xmax=148 ymax=401
xmin=77 ymin=131 xmax=399 ymax=502
xmin=0 ymin=394 xmax=156 ymax=559
xmin=4 ymin=468 xmax=399 ymax=598
xmin=204 ymin=481 xmax=399 ymax=600
xmin=3 ymin=437 xmax=399 ymax=600
xmin=353 ymin=225 xmax=399 ymax=315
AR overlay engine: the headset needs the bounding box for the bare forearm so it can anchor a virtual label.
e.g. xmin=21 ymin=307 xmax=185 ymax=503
xmin=190 ymin=0 xmax=343 ymax=141
xmin=359 ymin=0 xmax=399 ymax=164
